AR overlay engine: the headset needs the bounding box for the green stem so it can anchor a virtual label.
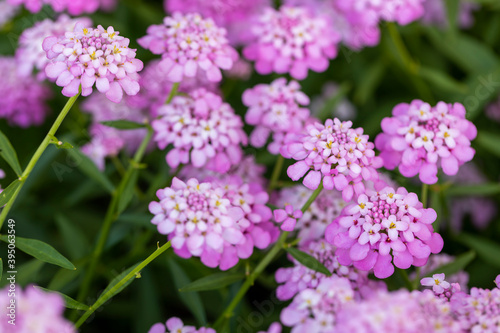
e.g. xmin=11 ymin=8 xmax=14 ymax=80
xmin=421 ymin=183 xmax=429 ymax=209
xmin=75 ymin=241 xmax=171 ymax=328
xmin=0 ymin=92 xmax=80 ymax=230
xmin=268 ymin=155 xmax=284 ymax=194
xmin=75 ymin=126 xmax=153 ymax=309
xmin=212 ymin=183 xmax=324 ymax=329
xmin=398 ymin=268 xmax=414 ymax=291
xmin=166 ymin=82 xmax=180 ymax=104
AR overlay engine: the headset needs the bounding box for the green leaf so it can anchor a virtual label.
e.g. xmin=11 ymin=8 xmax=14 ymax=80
xmin=179 ymin=272 xmax=244 ymax=292
xmin=15 ymin=260 xmax=45 ymax=286
xmin=0 ymin=259 xmax=2 ymax=282
xmin=354 ymin=59 xmax=386 ymax=105
xmin=116 ymin=169 xmax=138 ymax=214
xmin=0 ymin=179 xmax=21 ymax=207
xmin=427 ymin=251 xmax=476 ymax=277
xmin=316 ymin=82 xmax=352 ymax=120
xmin=418 ymin=66 xmax=468 ymax=94
xmin=455 ymin=233 xmax=500 ymax=268
xmin=446 ymin=183 xmax=500 ymax=196
xmin=167 ymin=259 xmax=207 ymax=325
xmin=99 ymin=263 xmax=140 ymax=304
xmin=101 ymin=120 xmax=146 ymax=130
xmin=36 ymin=286 xmax=90 ymax=311
xmin=476 ymin=131 xmax=500 ymax=158
xmin=55 ymin=214 xmax=90 ymax=259
xmin=0 ymin=235 xmax=76 ymax=270
xmin=0 ymin=130 xmax=22 ymax=176
xmin=444 ymin=0 xmax=460 ymax=33
xmin=285 ymin=247 xmax=332 ymax=276
xmin=65 ymin=147 xmax=115 ymax=193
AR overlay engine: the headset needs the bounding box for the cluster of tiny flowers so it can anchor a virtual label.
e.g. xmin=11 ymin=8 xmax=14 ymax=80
xmin=16 ymin=15 xmax=92 ymax=79
xmin=280 ymin=275 xmax=355 ymax=332
xmin=0 ymin=0 xmax=19 ymax=29
xmin=335 ymin=289 xmax=462 ymax=333
xmin=412 ymin=253 xmax=469 ymax=289
xmin=375 ymin=100 xmax=477 ymax=184
xmin=242 ymin=78 xmax=310 ymax=154
xmin=243 ymin=6 xmax=341 ymax=80
xmin=275 ymin=238 xmax=372 ymax=301
xmin=276 ymin=185 xmax=346 ymax=243
xmin=138 ymin=12 xmax=238 ymax=83
xmin=148 ymin=317 xmax=215 ymax=333
xmin=127 ymin=60 xmax=219 ymax=117
xmin=152 ymin=88 xmax=247 ymax=173
xmin=164 ymin=0 xmax=269 ymax=45
xmin=80 ymin=93 xmax=150 ymax=170
xmin=326 ymin=186 xmax=443 ymax=278
xmin=0 ymin=285 xmax=76 ymax=333
xmin=43 ymin=24 xmax=143 ymax=102
xmin=0 ymin=57 xmax=51 ymax=127
xmin=283 ymin=118 xmax=382 ymax=202
xmin=149 ymin=177 xmax=275 ymax=270
xmin=7 ymin=0 xmax=114 ymax=15
xmin=421 ymin=0 xmax=479 ymax=28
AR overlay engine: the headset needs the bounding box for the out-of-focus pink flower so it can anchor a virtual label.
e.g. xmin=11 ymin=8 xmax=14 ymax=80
xmin=152 ymin=88 xmax=247 ymax=173
xmin=164 ymin=0 xmax=269 ymax=45
xmin=242 ymin=78 xmax=310 ymax=154
xmin=148 ymin=317 xmax=215 ymax=333
xmin=421 ymin=0 xmax=479 ymax=29
xmin=326 ymin=186 xmax=443 ymax=278
xmin=375 ymin=100 xmax=477 ymax=184
xmin=138 ymin=12 xmax=238 ymax=83
xmin=283 ymin=118 xmax=382 ymax=202
xmin=243 ymin=6 xmax=341 ymax=80
xmin=0 ymin=57 xmax=51 ymax=127
xmin=258 ymin=322 xmax=282 ymax=333
xmin=7 ymin=0 xmax=115 ymax=15
xmin=43 ymin=24 xmax=143 ymax=103
xmin=0 ymin=0 xmax=19 ymax=29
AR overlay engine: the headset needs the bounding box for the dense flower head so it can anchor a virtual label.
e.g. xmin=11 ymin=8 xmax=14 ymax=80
xmin=138 ymin=12 xmax=238 ymax=83
xmin=280 ymin=275 xmax=355 ymax=332
xmin=0 ymin=57 xmax=51 ymax=127
xmin=284 ymin=118 xmax=382 ymax=202
xmin=152 ymin=88 xmax=247 ymax=173
xmin=164 ymin=0 xmax=269 ymax=45
xmin=242 ymin=78 xmax=310 ymax=154
xmin=375 ymin=100 xmax=477 ymax=184
xmin=43 ymin=23 xmax=143 ymax=102
xmin=80 ymin=93 xmax=150 ymax=170
xmin=326 ymin=186 xmax=443 ymax=278
xmin=148 ymin=317 xmax=215 ymax=333
xmin=0 ymin=285 xmax=76 ymax=333
xmin=149 ymin=177 xmax=275 ymax=270
xmin=7 ymin=0 xmax=114 ymax=15
xmin=16 ymin=15 xmax=92 ymax=79
xmin=275 ymin=238 xmax=374 ymax=301
xmin=421 ymin=0 xmax=479 ymax=28
xmin=276 ymin=185 xmax=346 ymax=243
xmin=335 ymin=289 xmax=462 ymax=333
xmin=243 ymin=6 xmax=341 ymax=80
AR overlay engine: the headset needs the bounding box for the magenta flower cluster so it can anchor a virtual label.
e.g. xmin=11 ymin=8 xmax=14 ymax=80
xmin=376 ymin=100 xmax=477 ymax=184
xmin=0 ymin=57 xmax=51 ymax=128
xmin=43 ymin=24 xmax=143 ymax=102
xmin=149 ymin=317 xmax=215 ymax=333
xmin=243 ymin=6 xmax=341 ymax=80
xmin=0 ymin=285 xmax=76 ymax=333
xmin=7 ymin=0 xmax=114 ymax=15
xmin=152 ymin=88 xmax=247 ymax=173
xmin=242 ymin=78 xmax=310 ymax=154
xmin=284 ymin=118 xmax=382 ymax=202
xmin=326 ymin=186 xmax=443 ymax=278
xmin=138 ymin=12 xmax=238 ymax=83
xmin=149 ymin=177 xmax=275 ymax=270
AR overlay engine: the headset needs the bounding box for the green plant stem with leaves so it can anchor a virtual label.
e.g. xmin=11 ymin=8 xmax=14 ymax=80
xmin=75 ymin=241 xmax=172 ymax=328
xmin=268 ymin=155 xmax=284 ymax=193
xmin=0 ymin=92 xmax=81 ymax=230
xmin=213 ymin=182 xmax=324 ymax=330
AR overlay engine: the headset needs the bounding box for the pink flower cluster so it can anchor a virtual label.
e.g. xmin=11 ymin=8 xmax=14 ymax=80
xmin=242 ymin=78 xmax=310 ymax=154
xmin=275 ymin=239 xmax=372 ymax=301
xmin=7 ymin=0 xmax=114 ymax=14
xmin=138 ymin=12 xmax=238 ymax=83
xmin=0 ymin=285 xmax=76 ymax=333
xmin=152 ymin=89 xmax=247 ymax=173
xmin=43 ymin=24 xmax=143 ymax=102
xmin=149 ymin=177 xmax=275 ymax=270
xmin=375 ymin=100 xmax=477 ymax=184
xmin=80 ymin=93 xmax=150 ymax=170
xmin=149 ymin=317 xmax=215 ymax=333
xmin=243 ymin=6 xmax=341 ymax=80
xmin=164 ymin=0 xmax=269 ymax=45
xmin=16 ymin=15 xmax=92 ymax=79
xmin=284 ymin=118 xmax=382 ymax=202
xmin=0 ymin=57 xmax=51 ymax=127
xmin=326 ymin=186 xmax=443 ymax=278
